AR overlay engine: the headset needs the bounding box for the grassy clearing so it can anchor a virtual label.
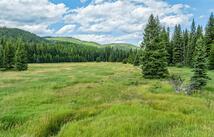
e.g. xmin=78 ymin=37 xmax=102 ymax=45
xmin=46 ymin=37 xmax=101 ymax=47
xmin=0 ymin=63 xmax=213 ymax=137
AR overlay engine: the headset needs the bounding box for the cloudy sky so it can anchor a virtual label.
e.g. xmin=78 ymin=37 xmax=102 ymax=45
xmin=0 ymin=0 xmax=213 ymax=45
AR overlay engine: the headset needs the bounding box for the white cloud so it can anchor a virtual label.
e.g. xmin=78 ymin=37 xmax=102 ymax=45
xmin=56 ymin=25 xmax=76 ymax=35
xmin=0 ymin=0 xmax=68 ymax=35
xmin=0 ymin=0 xmax=193 ymax=44
xmin=73 ymin=33 xmax=141 ymax=44
xmin=63 ymin=0 xmax=192 ymax=44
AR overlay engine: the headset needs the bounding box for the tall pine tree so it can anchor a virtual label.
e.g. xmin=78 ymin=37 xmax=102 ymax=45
xmin=3 ymin=40 xmax=15 ymax=69
xmin=196 ymin=25 xmax=203 ymax=39
xmin=0 ymin=44 xmax=3 ymax=68
xmin=209 ymin=44 xmax=214 ymax=69
xmin=133 ymin=50 xmax=143 ymax=66
xmin=172 ymin=24 xmax=184 ymax=65
xmin=187 ymin=19 xmax=197 ymax=66
xmin=191 ymin=38 xmax=209 ymax=90
xmin=141 ymin=15 xmax=168 ymax=78
xmin=183 ymin=29 xmax=189 ymax=66
xmin=205 ymin=12 xmax=214 ymax=56
xmin=162 ymin=27 xmax=172 ymax=65
xmin=15 ymin=40 xmax=28 ymax=71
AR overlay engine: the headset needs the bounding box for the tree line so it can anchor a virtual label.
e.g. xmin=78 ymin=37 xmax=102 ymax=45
xmin=27 ymin=42 xmax=134 ymax=63
xmin=0 ymin=38 xmax=135 ymax=71
xmin=0 ymin=38 xmax=28 ymax=71
xmin=140 ymin=13 xmax=214 ymax=93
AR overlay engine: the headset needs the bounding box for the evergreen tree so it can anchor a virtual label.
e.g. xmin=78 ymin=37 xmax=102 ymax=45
xmin=15 ymin=41 xmax=28 ymax=71
xmin=196 ymin=25 xmax=203 ymax=39
xmin=187 ymin=19 xmax=197 ymax=66
xmin=172 ymin=24 xmax=184 ymax=65
xmin=208 ymin=44 xmax=214 ymax=69
xmin=205 ymin=13 xmax=214 ymax=56
xmin=133 ymin=50 xmax=142 ymax=66
xmin=127 ymin=49 xmax=135 ymax=64
xmin=162 ymin=27 xmax=171 ymax=65
xmin=3 ymin=40 xmax=15 ymax=69
xmin=191 ymin=38 xmax=209 ymax=90
xmin=183 ymin=29 xmax=189 ymax=65
xmin=141 ymin=15 xmax=168 ymax=78
xmin=0 ymin=44 xmax=3 ymax=68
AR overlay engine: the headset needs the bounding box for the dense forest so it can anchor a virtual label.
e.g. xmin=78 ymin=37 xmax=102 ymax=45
xmin=140 ymin=13 xmax=214 ymax=93
xmin=0 ymin=28 xmax=138 ymax=70
xmin=140 ymin=13 xmax=214 ymax=69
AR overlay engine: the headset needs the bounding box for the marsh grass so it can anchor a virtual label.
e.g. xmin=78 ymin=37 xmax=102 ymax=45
xmin=0 ymin=63 xmax=213 ymax=137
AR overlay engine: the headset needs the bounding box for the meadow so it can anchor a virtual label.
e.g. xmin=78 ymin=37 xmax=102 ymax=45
xmin=0 ymin=63 xmax=213 ymax=137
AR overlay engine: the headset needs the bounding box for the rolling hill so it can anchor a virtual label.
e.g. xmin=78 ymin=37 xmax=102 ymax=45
xmin=47 ymin=37 xmax=138 ymax=50
xmin=0 ymin=27 xmax=46 ymax=43
xmin=103 ymin=43 xmax=139 ymax=50
xmin=0 ymin=28 xmax=138 ymax=50
xmin=46 ymin=37 xmax=101 ymax=47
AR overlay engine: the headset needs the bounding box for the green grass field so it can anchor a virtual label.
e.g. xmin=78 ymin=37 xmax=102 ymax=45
xmin=0 ymin=63 xmax=213 ymax=137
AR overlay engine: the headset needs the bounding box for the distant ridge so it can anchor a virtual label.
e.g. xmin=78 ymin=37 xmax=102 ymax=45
xmin=47 ymin=37 xmax=138 ymax=50
xmin=46 ymin=37 xmax=101 ymax=47
xmin=0 ymin=28 xmax=139 ymax=50
xmin=0 ymin=27 xmax=46 ymax=43
xmin=103 ymin=43 xmax=138 ymax=50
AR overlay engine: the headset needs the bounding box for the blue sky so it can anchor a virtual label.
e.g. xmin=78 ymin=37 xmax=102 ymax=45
xmin=168 ymin=0 xmax=214 ymax=26
xmin=0 ymin=0 xmax=213 ymax=45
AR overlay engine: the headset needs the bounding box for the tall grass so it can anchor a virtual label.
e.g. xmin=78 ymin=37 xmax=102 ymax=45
xmin=0 ymin=63 xmax=213 ymax=137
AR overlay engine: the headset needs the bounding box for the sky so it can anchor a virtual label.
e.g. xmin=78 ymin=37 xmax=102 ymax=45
xmin=0 ymin=0 xmax=213 ymax=45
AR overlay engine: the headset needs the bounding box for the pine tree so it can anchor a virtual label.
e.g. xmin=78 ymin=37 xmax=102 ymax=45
xmin=196 ymin=25 xmax=203 ymax=39
xmin=0 ymin=44 xmax=3 ymax=68
xmin=127 ymin=49 xmax=135 ymax=64
xmin=162 ymin=27 xmax=171 ymax=65
xmin=133 ymin=50 xmax=142 ymax=66
xmin=209 ymin=44 xmax=214 ymax=69
xmin=15 ymin=41 xmax=28 ymax=71
xmin=187 ymin=19 xmax=197 ymax=66
xmin=192 ymin=25 xmax=205 ymax=63
xmin=3 ymin=40 xmax=15 ymax=69
xmin=205 ymin=13 xmax=214 ymax=56
xmin=191 ymin=38 xmax=209 ymax=91
xmin=183 ymin=29 xmax=189 ymax=65
xmin=172 ymin=24 xmax=184 ymax=66
xmin=141 ymin=15 xmax=168 ymax=78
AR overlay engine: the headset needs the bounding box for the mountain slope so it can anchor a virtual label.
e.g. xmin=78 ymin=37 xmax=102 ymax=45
xmin=0 ymin=28 xmax=138 ymax=50
xmin=46 ymin=37 xmax=101 ymax=47
xmin=0 ymin=27 xmax=46 ymax=43
xmin=47 ymin=37 xmax=138 ymax=49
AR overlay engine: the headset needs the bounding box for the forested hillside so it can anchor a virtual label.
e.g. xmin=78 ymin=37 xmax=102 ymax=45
xmin=46 ymin=37 xmax=101 ymax=47
xmin=0 ymin=28 xmax=138 ymax=70
xmin=0 ymin=27 xmax=46 ymax=43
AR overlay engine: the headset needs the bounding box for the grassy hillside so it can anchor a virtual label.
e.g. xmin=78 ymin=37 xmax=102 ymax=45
xmin=0 ymin=63 xmax=213 ymax=137
xmin=0 ymin=27 xmax=46 ymax=43
xmin=103 ymin=43 xmax=139 ymax=50
xmin=47 ymin=37 xmax=138 ymax=49
xmin=46 ymin=37 xmax=101 ymax=47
